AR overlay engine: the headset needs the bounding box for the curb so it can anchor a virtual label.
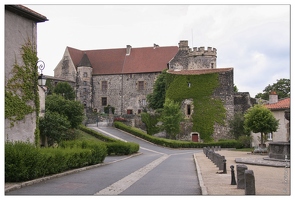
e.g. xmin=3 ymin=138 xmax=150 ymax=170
xmin=5 ymin=152 xmax=142 ymax=193
xmin=193 ymin=153 xmax=208 ymax=195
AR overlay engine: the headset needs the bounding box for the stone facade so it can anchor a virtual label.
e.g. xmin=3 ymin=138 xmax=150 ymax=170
xmin=5 ymin=5 xmax=47 ymax=143
xmin=54 ymin=40 xmax=255 ymax=142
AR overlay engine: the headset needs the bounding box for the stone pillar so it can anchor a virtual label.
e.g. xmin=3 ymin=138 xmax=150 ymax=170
xmin=237 ymin=164 xmax=248 ymax=189
xmin=245 ymin=170 xmax=255 ymax=195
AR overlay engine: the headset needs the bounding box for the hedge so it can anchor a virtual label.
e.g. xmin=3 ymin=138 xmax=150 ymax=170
xmin=78 ymin=125 xmax=139 ymax=155
xmin=5 ymin=141 xmax=107 ymax=182
xmin=114 ymin=121 xmax=242 ymax=149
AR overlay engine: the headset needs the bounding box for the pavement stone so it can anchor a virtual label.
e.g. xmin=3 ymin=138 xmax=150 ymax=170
xmin=194 ymin=149 xmax=291 ymax=195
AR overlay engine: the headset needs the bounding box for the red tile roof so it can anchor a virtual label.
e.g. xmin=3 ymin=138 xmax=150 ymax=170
xmin=167 ymin=68 xmax=233 ymax=75
xmin=67 ymin=46 xmax=178 ymax=75
xmin=264 ymin=97 xmax=290 ymax=110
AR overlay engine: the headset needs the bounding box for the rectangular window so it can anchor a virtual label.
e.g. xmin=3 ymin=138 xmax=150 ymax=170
xmin=83 ymin=81 xmax=87 ymax=86
xmin=138 ymin=109 xmax=142 ymax=114
xmin=141 ymin=99 xmax=146 ymax=106
xmin=127 ymin=109 xmax=133 ymax=114
xmin=187 ymin=104 xmax=191 ymax=115
xmin=138 ymin=81 xmax=144 ymax=90
xmin=102 ymin=81 xmax=108 ymax=91
xmin=267 ymin=133 xmax=273 ymax=141
xmin=102 ymin=97 xmax=107 ymax=106
xmin=83 ymin=72 xmax=87 ymax=77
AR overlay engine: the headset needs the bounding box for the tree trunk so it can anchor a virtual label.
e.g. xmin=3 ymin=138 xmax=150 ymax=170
xmin=260 ymin=132 xmax=264 ymax=145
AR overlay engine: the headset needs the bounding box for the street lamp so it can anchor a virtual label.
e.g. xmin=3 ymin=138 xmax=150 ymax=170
xmin=37 ymin=60 xmax=46 ymax=87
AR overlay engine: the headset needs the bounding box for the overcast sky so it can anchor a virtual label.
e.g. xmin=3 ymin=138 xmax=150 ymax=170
xmin=13 ymin=2 xmax=291 ymax=97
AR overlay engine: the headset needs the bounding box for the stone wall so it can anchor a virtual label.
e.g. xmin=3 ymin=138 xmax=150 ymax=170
xmin=92 ymin=72 xmax=159 ymax=115
xmin=54 ymin=48 xmax=77 ymax=82
xmin=212 ymin=69 xmax=234 ymax=140
xmin=5 ymin=9 xmax=37 ymax=143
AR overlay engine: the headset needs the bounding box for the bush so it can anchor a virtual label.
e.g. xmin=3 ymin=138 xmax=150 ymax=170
xmin=114 ymin=121 xmax=242 ymax=149
xmin=5 ymin=140 xmax=107 ymax=182
xmin=78 ymin=125 xmax=139 ymax=155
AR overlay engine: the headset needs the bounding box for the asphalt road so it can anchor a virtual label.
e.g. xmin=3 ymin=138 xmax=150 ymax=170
xmin=6 ymin=126 xmax=202 ymax=195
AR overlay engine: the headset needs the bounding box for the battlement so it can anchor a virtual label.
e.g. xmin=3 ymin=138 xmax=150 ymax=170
xmin=178 ymin=40 xmax=217 ymax=57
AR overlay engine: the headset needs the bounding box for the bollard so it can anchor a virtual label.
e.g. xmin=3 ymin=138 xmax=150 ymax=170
xmin=245 ymin=170 xmax=255 ymax=195
xmin=237 ymin=164 xmax=248 ymax=189
xmin=230 ymin=165 xmax=237 ymax=185
xmin=223 ymin=159 xmax=227 ymax=174
xmin=219 ymin=156 xmax=225 ymax=170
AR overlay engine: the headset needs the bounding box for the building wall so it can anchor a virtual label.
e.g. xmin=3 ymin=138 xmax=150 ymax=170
xmin=251 ymin=109 xmax=289 ymax=147
xmin=92 ymin=72 xmax=158 ymax=115
xmin=212 ymin=69 xmax=234 ymax=140
xmin=54 ymin=48 xmax=77 ymax=82
xmin=76 ymin=66 xmax=93 ymax=107
xmin=5 ymin=9 xmax=38 ymax=143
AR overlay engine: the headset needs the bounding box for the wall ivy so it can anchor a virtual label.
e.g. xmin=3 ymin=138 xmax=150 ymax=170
xmin=165 ymin=73 xmax=226 ymax=142
xmin=5 ymin=40 xmax=40 ymax=145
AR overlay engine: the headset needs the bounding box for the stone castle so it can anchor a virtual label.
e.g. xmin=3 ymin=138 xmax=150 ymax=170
xmin=53 ymin=40 xmax=255 ymax=141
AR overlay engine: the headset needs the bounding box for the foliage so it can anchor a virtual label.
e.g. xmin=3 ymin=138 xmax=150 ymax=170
xmin=39 ymin=111 xmax=71 ymax=146
xmin=141 ymin=112 xmax=160 ymax=135
xmin=45 ymin=94 xmax=84 ymax=129
xmin=234 ymin=84 xmax=239 ymax=92
xmin=146 ymin=69 xmax=167 ymax=110
xmin=114 ymin=121 xmax=242 ymax=149
xmin=244 ymin=104 xmax=279 ymax=145
xmin=165 ymin=73 xmax=226 ymax=142
xmin=229 ymin=112 xmax=250 ymax=140
xmin=104 ymin=105 xmax=115 ymax=114
xmin=5 ymin=140 xmax=107 ymax=182
xmin=237 ymin=135 xmax=252 ymax=148
xmin=160 ymin=99 xmax=183 ymax=139
xmin=53 ymin=82 xmax=75 ymax=100
xmin=5 ymin=41 xmax=40 ymax=144
xmin=78 ymin=125 xmax=139 ymax=155
xmin=255 ymin=78 xmax=290 ymax=100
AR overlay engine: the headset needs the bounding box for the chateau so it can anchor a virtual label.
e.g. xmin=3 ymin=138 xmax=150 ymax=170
xmin=54 ymin=40 xmax=255 ymax=140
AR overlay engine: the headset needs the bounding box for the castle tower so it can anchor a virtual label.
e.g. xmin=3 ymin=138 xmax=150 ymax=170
xmin=169 ymin=40 xmax=217 ymax=70
xmin=76 ymin=53 xmax=93 ymax=107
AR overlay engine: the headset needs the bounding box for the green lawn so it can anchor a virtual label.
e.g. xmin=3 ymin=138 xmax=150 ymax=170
xmin=76 ymin=129 xmax=102 ymax=142
xmin=233 ymin=148 xmax=254 ymax=152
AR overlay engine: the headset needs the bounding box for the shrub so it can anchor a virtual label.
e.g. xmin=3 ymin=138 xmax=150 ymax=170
xmin=114 ymin=121 xmax=242 ymax=149
xmin=5 ymin=140 xmax=108 ymax=182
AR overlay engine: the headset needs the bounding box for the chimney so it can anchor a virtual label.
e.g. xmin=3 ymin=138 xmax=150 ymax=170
xmin=269 ymin=91 xmax=278 ymax=104
xmin=126 ymin=45 xmax=132 ymax=56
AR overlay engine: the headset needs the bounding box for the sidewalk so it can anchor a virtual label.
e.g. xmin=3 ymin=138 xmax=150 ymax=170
xmin=194 ymin=149 xmax=291 ymax=195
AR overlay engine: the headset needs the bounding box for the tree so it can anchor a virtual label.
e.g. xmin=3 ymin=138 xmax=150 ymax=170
xmin=45 ymin=94 xmax=84 ymax=129
xmin=147 ymin=70 xmax=167 ymax=110
xmin=39 ymin=111 xmax=71 ymax=146
xmin=160 ymin=99 xmax=183 ymax=139
xmin=229 ymin=112 xmax=250 ymax=140
xmin=244 ymin=104 xmax=279 ymax=145
xmin=255 ymin=78 xmax=290 ymax=100
xmin=53 ymin=82 xmax=76 ymax=100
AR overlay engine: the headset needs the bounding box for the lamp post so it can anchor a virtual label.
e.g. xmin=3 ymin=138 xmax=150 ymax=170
xmin=37 ymin=60 xmax=46 ymax=89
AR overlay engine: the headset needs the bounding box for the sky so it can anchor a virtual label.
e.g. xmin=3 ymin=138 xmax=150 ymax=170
xmin=4 ymin=1 xmax=292 ymax=97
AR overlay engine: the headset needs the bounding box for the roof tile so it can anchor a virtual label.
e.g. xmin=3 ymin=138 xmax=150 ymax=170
xmin=264 ymin=98 xmax=290 ymax=110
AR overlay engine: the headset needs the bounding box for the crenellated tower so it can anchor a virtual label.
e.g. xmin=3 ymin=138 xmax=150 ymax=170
xmin=169 ymin=40 xmax=217 ymax=70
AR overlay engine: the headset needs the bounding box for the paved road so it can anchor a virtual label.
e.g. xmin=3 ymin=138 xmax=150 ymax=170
xmin=6 ymin=126 xmax=202 ymax=195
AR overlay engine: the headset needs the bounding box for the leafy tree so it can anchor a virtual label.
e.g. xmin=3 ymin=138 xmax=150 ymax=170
xmin=147 ymin=70 xmax=167 ymax=110
xmin=45 ymin=94 xmax=84 ymax=129
xmin=255 ymin=78 xmax=290 ymax=100
xmin=244 ymin=104 xmax=279 ymax=145
xmin=229 ymin=112 xmax=250 ymax=140
xmin=141 ymin=112 xmax=160 ymax=135
xmin=160 ymin=99 xmax=183 ymax=139
xmin=39 ymin=111 xmax=71 ymax=146
xmin=53 ymin=82 xmax=76 ymax=100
